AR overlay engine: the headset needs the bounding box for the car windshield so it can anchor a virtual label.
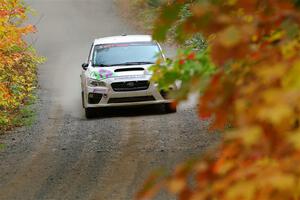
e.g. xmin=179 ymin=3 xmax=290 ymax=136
xmin=92 ymin=42 xmax=162 ymax=66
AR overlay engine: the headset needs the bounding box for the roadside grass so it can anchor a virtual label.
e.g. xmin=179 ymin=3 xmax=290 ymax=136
xmin=0 ymin=100 xmax=37 ymax=132
xmin=11 ymin=94 xmax=37 ymax=128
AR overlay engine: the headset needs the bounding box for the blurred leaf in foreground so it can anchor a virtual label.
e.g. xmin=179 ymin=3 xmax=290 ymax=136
xmin=138 ymin=0 xmax=300 ymax=199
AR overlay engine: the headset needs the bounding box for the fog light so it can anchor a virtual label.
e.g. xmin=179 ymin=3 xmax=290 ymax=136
xmin=88 ymin=93 xmax=103 ymax=104
xmin=88 ymin=93 xmax=94 ymax=98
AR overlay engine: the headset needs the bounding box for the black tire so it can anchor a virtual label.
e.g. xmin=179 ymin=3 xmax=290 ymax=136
xmin=81 ymin=91 xmax=85 ymax=108
xmin=164 ymin=103 xmax=177 ymax=113
xmin=85 ymin=108 xmax=95 ymax=119
xmin=83 ymin=92 xmax=97 ymax=119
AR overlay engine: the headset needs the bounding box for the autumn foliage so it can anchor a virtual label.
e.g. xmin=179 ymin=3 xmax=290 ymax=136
xmin=0 ymin=0 xmax=42 ymax=131
xmin=137 ymin=0 xmax=300 ymax=199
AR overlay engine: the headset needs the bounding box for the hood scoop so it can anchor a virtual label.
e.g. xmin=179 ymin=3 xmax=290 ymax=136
xmin=114 ymin=67 xmax=144 ymax=72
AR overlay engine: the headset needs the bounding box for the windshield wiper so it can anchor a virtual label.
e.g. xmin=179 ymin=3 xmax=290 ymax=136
xmin=92 ymin=63 xmax=112 ymax=67
xmin=120 ymin=62 xmax=155 ymax=66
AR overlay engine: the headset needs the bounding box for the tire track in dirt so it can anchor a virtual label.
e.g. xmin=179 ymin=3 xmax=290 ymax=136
xmin=34 ymin=116 xmax=123 ymax=200
xmin=0 ymin=105 xmax=66 ymax=200
xmin=89 ymin=118 xmax=144 ymax=200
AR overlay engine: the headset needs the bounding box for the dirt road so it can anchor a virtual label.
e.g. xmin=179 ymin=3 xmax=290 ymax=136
xmin=0 ymin=0 xmax=219 ymax=199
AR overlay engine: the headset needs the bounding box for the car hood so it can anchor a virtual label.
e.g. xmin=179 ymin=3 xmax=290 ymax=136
xmin=87 ymin=64 xmax=153 ymax=80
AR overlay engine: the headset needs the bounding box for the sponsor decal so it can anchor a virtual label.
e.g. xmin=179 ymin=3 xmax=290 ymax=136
xmin=90 ymin=69 xmax=116 ymax=80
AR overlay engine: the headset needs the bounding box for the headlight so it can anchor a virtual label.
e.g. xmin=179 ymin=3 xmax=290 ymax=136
xmin=88 ymin=79 xmax=106 ymax=87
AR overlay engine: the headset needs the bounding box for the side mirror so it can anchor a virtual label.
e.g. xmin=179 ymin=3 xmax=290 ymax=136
xmin=82 ymin=63 xmax=88 ymax=70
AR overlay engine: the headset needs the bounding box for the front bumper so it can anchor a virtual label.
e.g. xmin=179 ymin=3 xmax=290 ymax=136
xmin=83 ymin=76 xmax=173 ymax=108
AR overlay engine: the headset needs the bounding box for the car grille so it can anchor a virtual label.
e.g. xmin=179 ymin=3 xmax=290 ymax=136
xmin=111 ymin=81 xmax=150 ymax=92
xmin=108 ymin=96 xmax=155 ymax=104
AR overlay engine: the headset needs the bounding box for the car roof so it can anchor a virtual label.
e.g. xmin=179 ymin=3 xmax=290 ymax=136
xmin=93 ymin=35 xmax=153 ymax=45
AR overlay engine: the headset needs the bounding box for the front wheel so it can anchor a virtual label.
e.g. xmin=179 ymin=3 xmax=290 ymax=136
xmin=81 ymin=91 xmax=85 ymax=108
xmin=85 ymin=108 xmax=96 ymax=119
xmin=164 ymin=103 xmax=177 ymax=113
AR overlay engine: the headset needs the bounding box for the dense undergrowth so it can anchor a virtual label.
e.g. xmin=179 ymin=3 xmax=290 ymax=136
xmin=0 ymin=0 xmax=43 ymax=132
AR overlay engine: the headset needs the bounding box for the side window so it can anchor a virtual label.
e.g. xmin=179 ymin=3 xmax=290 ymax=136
xmin=87 ymin=44 xmax=93 ymax=63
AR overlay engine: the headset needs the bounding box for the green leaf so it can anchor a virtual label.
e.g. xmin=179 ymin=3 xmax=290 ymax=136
xmin=153 ymin=3 xmax=184 ymax=41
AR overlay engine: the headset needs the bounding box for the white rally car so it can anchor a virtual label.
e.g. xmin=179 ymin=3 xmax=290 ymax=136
xmin=81 ymin=35 xmax=176 ymax=118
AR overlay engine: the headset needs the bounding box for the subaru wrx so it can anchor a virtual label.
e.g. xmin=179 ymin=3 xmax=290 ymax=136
xmin=80 ymin=35 xmax=176 ymax=118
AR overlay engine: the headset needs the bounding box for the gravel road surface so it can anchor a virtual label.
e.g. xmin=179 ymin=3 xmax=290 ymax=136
xmin=0 ymin=0 xmax=219 ymax=199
